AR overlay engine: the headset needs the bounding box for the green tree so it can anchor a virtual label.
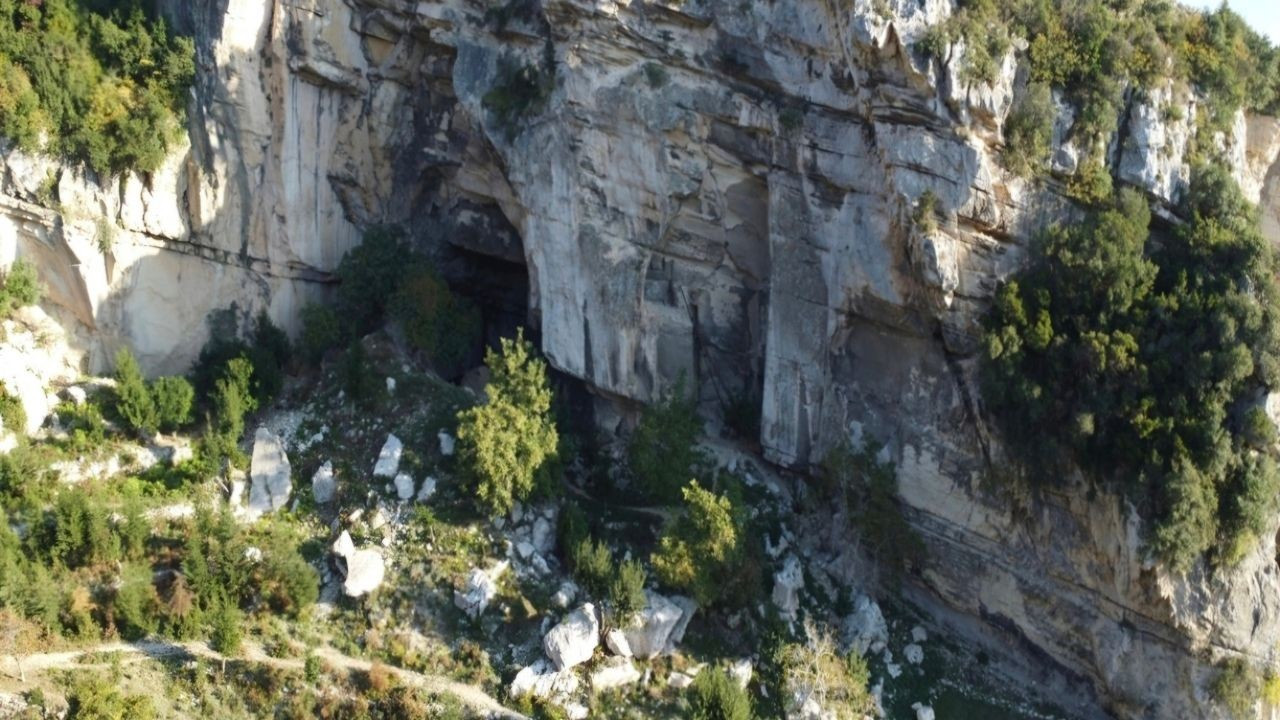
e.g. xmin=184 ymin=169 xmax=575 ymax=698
xmin=208 ymin=595 xmax=243 ymax=657
xmin=150 ymin=375 xmax=193 ymax=432
xmin=113 ymin=348 xmax=156 ymax=435
xmin=688 ymin=666 xmax=753 ymax=720
xmin=651 ymin=481 xmax=743 ymax=607
xmin=1003 ymin=82 xmax=1054 ymax=176
xmin=455 ymin=329 xmax=559 ymax=516
xmin=300 ymin=303 xmax=343 ymax=365
xmin=393 ymin=264 xmax=481 ymax=377
xmin=0 ymin=259 xmax=41 ymax=319
xmin=570 ymin=537 xmax=612 ymax=600
xmin=609 ymin=558 xmax=647 ymax=627
xmin=628 ymin=377 xmax=705 ymax=504
xmin=112 ymin=562 xmax=159 ymax=640
xmin=336 ymin=228 xmax=414 ymax=334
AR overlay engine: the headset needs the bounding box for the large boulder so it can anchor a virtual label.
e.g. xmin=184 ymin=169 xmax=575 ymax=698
xmin=544 ymin=603 xmax=600 ymax=670
xmin=331 ymin=530 xmax=384 ymax=597
xmin=372 ymin=433 xmax=402 ymax=477
xmin=619 ymin=591 xmax=685 ymax=659
xmin=510 ymin=659 xmax=580 ymax=702
xmin=393 ymin=472 xmax=415 ymax=500
xmin=248 ymin=427 xmax=292 ymax=519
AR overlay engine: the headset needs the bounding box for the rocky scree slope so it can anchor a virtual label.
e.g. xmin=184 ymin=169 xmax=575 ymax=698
xmin=2 ymin=0 xmax=1280 ymax=717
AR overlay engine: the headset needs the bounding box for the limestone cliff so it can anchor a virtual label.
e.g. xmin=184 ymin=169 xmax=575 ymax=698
xmin=3 ymin=0 xmax=1280 ymax=717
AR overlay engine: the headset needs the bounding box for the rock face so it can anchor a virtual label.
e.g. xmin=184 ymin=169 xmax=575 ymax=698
xmin=544 ymin=603 xmax=600 ymax=670
xmin=247 ymin=427 xmax=291 ymax=519
xmin=1 ymin=0 xmax=1279 ymax=715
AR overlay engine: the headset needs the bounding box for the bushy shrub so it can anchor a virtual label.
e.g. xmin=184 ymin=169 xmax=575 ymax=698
xmin=336 ymin=227 xmax=414 ymax=335
xmin=983 ymin=173 xmax=1280 ymax=571
xmin=208 ymin=595 xmax=243 ymax=656
xmin=628 ymin=377 xmax=705 ymax=504
xmin=0 ymin=381 xmax=25 ymax=436
xmin=112 ymin=561 xmax=160 ymax=640
xmin=339 ymin=340 xmax=383 ymax=408
xmin=456 ymin=329 xmax=559 ymax=516
xmin=66 ymin=676 xmax=156 ymax=720
xmin=570 ymin=537 xmax=612 ymax=599
xmin=688 ymin=667 xmax=753 ymax=720
xmin=113 ymin=348 xmax=156 ymax=435
xmin=651 ymin=481 xmax=743 ymax=607
xmin=779 ymin=620 xmax=873 ymax=720
xmin=55 ymin=400 xmax=106 ymax=452
xmin=300 ymin=303 xmax=343 ymax=365
xmin=151 ymin=375 xmax=194 ymax=432
xmin=556 ymin=501 xmax=589 ymax=564
xmin=0 ymin=259 xmax=41 ymax=319
xmin=482 ymin=57 xmax=553 ymax=140
xmin=1003 ymin=82 xmax=1054 ymax=177
xmin=393 ymin=264 xmax=481 ymax=378
xmin=212 ymin=356 xmax=257 ymax=442
xmin=609 ymin=558 xmax=647 ymax=626
xmin=1212 ymin=657 xmax=1260 ymax=720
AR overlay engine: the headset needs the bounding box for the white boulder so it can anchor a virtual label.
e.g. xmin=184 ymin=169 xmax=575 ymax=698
xmin=911 ymin=625 xmax=928 ymax=643
xmin=454 ymin=565 xmax=505 ymax=619
xmin=552 ymin=581 xmax=578 ymax=609
xmin=394 ymin=472 xmax=415 ymax=500
xmin=619 ymin=591 xmax=685 ymax=659
xmin=904 ymin=643 xmax=924 ymax=665
xmin=668 ymin=672 xmax=695 ymax=689
xmin=843 ymin=595 xmax=889 ymax=656
xmin=312 ymin=461 xmax=337 ymax=504
xmin=728 ymin=658 xmax=753 ymax=689
xmin=438 ymin=431 xmax=455 ymax=456
xmin=912 ymin=702 xmax=936 ymax=720
xmin=605 ymin=628 xmax=632 ymax=657
xmin=544 ymin=603 xmax=600 ymax=670
xmin=373 ymin=433 xmax=403 ymax=477
xmin=591 ymin=656 xmax=642 ymax=691
xmin=248 ymin=427 xmax=292 ymax=519
xmin=416 ymin=476 xmax=437 ymax=502
xmin=510 ymin=659 xmax=581 ymax=701
xmin=772 ymin=555 xmax=804 ymax=619
xmin=332 ymin=530 xmax=356 ymax=558
xmin=331 ymin=530 xmax=384 ymax=597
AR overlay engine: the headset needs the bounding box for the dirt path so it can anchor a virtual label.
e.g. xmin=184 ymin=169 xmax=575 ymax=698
xmin=0 ymin=639 xmax=526 ymax=719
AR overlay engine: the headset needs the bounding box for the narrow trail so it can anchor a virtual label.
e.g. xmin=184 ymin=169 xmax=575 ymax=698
xmin=0 ymin=639 xmax=526 ymax=719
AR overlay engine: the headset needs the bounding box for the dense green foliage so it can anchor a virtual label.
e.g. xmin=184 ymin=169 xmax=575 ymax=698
xmin=482 ymin=56 xmax=553 ymax=140
xmin=628 ymin=378 xmax=706 ymax=504
xmin=1212 ymin=657 xmax=1261 ymax=720
xmin=336 ymin=228 xmax=415 ymax=336
xmin=609 ymin=558 xmax=647 ymax=627
xmin=393 ymin=264 xmax=481 ymax=378
xmin=777 ymin=622 xmax=874 ymax=720
xmin=569 ymin=537 xmax=612 ymax=599
xmin=0 ymin=259 xmax=41 ymax=319
xmin=651 ymin=481 xmax=744 ymax=607
xmin=688 ymin=666 xmax=753 ymax=720
xmin=113 ymin=348 xmax=195 ymax=436
xmin=113 ymin=347 xmax=157 ymax=435
xmin=0 ymin=0 xmax=194 ymax=175
xmin=925 ymin=0 xmax=1280 ymax=178
xmin=66 ymin=676 xmax=156 ymax=720
xmin=191 ymin=311 xmax=290 ymax=412
xmin=455 ymin=329 xmax=559 ymax=516
xmin=567 ymin=534 xmax=647 ymax=626
xmin=0 ymin=381 xmax=24 ymax=435
xmin=299 ymin=303 xmax=342 ymax=365
xmin=982 ymin=171 xmax=1280 ymax=571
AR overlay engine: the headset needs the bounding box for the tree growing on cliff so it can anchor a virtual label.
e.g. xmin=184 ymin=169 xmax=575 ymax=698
xmin=455 ymin=329 xmax=559 ymax=516
xmin=0 ymin=259 xmax=41 ymax=320
xmin=628 ymin=377 xmax=706 ymax=505
xmin=651 ymin=480 xmax=744 ymax=607
xmin=114 ymin=347 xmax=158 ymax=436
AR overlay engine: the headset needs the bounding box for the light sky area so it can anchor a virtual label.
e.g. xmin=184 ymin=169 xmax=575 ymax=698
xmin=1181 ymin=0 xmax=1279 ymax=43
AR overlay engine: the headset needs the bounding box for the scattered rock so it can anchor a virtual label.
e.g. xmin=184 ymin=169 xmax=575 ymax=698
xmin=728 ymin=658 xmax=753 ymax=689
xmin=243 ymin=546 xmax=263 ymax=563
xmin=64 ymin=385 xmax=88 ymax=405
xmin=416 ymin=476 xmax=437 ymax=502
xmin=911 ymin=625 xmax=928 ymax=643
xmin=843 ymin=595 xmax=889 ymax=656
xmin=564 ymin=703 xmax=588 ymax=720
xmin=332 ymin=530 xmax=356 ymax=558
xmin=904 ymin=643 xmax=924 ymax=665
xmin=312 ymin=461 xmax=337 ymax=504
xmin=368 ymin=508 xmax=389 ymax=531
xmin=605 ymin=628 xmax=632 ymax=657
xmin=620 ymin=591 xmax=685 ymax=659
xmin=552 ymin=581 xmax=578 ymax=609
xmin=544 ymin=603 xmax=600 ymax=670
xmin=438 ymin=430 xmax=455 ymax=456
xmin=386 ymin=377 xmax=396 ymax=394
xmin=248 ymin=427 xmax=292 ymax=519
xmin=912 ymin=702 xmax=936 ymax=720
xmin=394 ymin=472 xmax=415 ymax=500
xmin=668 ymin=595 xmax=698 ymax=648
xmin=373 ymin=433 xmax=403 ymax=477
xmin=331 ymin=530 xmax=384 ymax=597
xmin=772 ymin=555 xmax=804 ymax=619
xmin=454 ymin=564 xmax=506 ymax=619
xmin=516 ymin=541 xmax=537 ymax=559
xmin=886 ymin=662 xmax=902 ymax=679
xmin=591 ymin=656 xmax=642 ymax=691
xmin=509 ymin=659 xmax=580 ymax=702
xmin=668 ymin=672 xmax=695 ymax=689
xmin=531 ymin=516 xmax=554 ymax=554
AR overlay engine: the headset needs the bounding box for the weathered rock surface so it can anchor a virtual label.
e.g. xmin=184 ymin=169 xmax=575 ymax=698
xmin=844 ymin=596 xmax=889 ymax=657
xmin=772 ymin=555 xmax=804 ymax=620
xmin=454 ymin=564 xmax=506 ymax=620
xmin=312 ymin=461 xmax=336 ymax=504
xmin=372 ymin=434 xmax=402 ymax=478
xmin=331 ymin=530 xmax=385 ymax=598
xmin=619 ymin=591 xmax=685 ymax=660
xmin=543 ymin=603 xmax=600 ymax=670
xmin=248 ymin=427 xmax=291 ymax=519
xmin=590 ymin=656 xmax=641 ymax=691
xmin=509 ymin=659 xmax=580 ymax=704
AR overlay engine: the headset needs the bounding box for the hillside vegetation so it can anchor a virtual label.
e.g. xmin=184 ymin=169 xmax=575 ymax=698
xmin=0 ymin=0 xmax=194 ymax=175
